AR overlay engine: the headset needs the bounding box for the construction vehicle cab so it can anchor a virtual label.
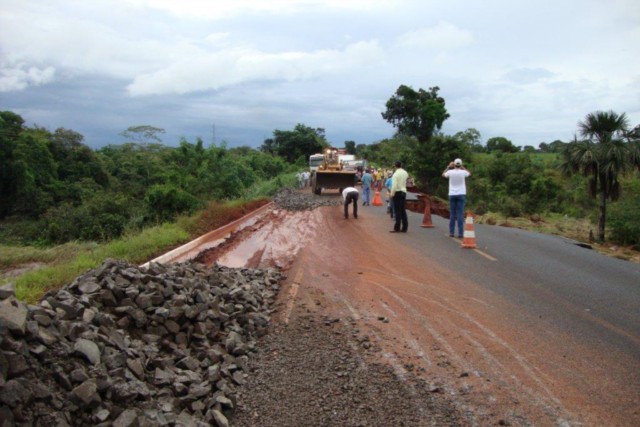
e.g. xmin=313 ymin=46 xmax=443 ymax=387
xmin=309 ymin=149 xmax=357 ymax=195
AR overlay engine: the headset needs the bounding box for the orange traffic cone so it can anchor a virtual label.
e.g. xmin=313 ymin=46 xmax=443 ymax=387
xmin=421 ymin=196 xmax=434 ymax=228
xmin=461 ymin=214 xmax=477 ymax=249
xmin=372 ymin=190 xmax=383 ymax=206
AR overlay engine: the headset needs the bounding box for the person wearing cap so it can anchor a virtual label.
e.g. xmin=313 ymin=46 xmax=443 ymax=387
xmin=442 ymin=158 xmax=471 ymax=238
xmin=389 ymin=160 xmax=408 ymax=233
xmin=342 ymin=186 xmax=359 ymax=219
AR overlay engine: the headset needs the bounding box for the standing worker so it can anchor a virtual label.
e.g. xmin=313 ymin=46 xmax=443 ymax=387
xmin=442 ymin=158 xmax=471 ymax=238
xmin=385 ymin=172 xmax=394 ymax=219
xmin=361 ymin=169 xmax=373 ymax=205
xmin=342 ymin=186 xmax=359 ymax=219
xmin=389 ymin=160 xmax=408 ymax=233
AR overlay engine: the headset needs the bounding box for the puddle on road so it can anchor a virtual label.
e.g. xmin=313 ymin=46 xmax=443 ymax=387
xmin=196 ymin=208 xmax=321 ymax=270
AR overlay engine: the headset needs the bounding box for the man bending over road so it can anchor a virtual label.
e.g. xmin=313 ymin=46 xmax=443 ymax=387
xmin=342 ymin=186 xmax=359 ymax=219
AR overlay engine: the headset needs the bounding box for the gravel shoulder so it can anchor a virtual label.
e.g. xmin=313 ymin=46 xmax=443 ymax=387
xmin=230 ymin=286 xmax=464 ymax=427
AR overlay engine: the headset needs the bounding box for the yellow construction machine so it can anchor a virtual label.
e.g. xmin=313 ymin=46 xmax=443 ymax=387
xmin=309 ymin=149 xmax=357 ymax=195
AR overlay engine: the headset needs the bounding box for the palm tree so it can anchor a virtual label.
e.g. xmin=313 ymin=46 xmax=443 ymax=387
xmin=561 ymin=110 xmax=639 ymax=242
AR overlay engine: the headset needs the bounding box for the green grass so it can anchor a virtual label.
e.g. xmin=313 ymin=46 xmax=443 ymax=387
xmin=242 ymin=172 xmax=298 ymax=199
xmin=0 ymin=242 xmax=90 ymax=270
xmin=477 ymin=210 xmax=640 ymax=263
xmin=11 ymin=223 xmax=189 ymax=303
xmin=476 ymin=211 xmax=594 ymax=241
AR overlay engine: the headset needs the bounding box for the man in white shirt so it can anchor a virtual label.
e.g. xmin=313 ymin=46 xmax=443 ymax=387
xmin=342 ymin=186 xmax=359 ymax=219
xmin=390 ymin=161 xmax=409 ymax=232
xmin=442 ymin=158 xmax=471 ymax=238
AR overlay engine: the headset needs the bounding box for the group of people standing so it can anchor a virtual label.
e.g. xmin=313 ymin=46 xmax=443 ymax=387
xmin=296 ymin=170 xmax=311 ymax=188
xmin=342 ymin=160 xmax=409 ymax=233
xmin=359 ymin=167 xmax=394 ymax=206
xmin=343 ymin=158 xmax=471 ymax=239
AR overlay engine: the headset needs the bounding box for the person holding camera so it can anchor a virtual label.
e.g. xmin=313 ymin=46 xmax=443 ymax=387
xmin=442 ymin=158 xmax=471 ymax=238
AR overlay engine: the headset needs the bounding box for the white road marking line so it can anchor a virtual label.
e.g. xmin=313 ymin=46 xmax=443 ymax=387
xmin=444 ymin=233 xmax=497 ymax=260
xmin=473 ymin=248 xmax=497 ymax=261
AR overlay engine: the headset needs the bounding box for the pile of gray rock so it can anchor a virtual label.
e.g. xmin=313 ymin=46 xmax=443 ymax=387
xmin=0 ymin=258 xmax=283 ymax=426
xmin=273 ymin=188 xmax=341 ymax=211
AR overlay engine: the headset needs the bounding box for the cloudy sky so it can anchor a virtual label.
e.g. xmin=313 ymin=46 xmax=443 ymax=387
xmin=1 ymin=0 xmax=639 ymax=149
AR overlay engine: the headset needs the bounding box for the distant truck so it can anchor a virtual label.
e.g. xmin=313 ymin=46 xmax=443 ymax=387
xmin=309 ymin=149 xmax=357 ymax=195
xmin=309 ymin=153 xmax=325 ymax=173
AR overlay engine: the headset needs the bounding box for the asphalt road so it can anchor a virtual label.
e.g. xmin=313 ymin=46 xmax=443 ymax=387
xmin=208 ymin=190 xmax=640 ymax=425
xmin=407 ymin=210 xmax=640 ymax=354
xmin=361 ymin=199 xmax=640 ymax=425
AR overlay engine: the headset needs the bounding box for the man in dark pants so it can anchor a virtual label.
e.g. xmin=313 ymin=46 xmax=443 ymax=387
xmin=342 ymin=186 xmax=359 ymax=219
xmin=389 ymin=160 xmax=408 ymax=232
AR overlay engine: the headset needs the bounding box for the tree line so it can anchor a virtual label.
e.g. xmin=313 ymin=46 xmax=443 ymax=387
xmin=0 ymin=111 xmax=293 ymax=244
xmin=370 ymin=85 xmax=640 ymax=245
xmin=2 ymin=82 xmax=639 ymax=248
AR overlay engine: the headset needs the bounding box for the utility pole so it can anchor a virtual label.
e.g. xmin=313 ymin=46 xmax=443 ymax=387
xmin=212 ymin=123 xmax=216 ymax=146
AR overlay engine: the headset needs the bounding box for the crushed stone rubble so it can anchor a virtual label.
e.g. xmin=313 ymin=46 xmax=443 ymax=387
xmin=0 ymin=258 xmax=284 ymax=426
xmin=272 ymin=187 xmax=342 ymax=211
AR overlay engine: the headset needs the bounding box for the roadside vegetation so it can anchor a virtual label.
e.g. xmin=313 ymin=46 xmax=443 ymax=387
xmin=1 ymin=94 xmax=639 ymax=301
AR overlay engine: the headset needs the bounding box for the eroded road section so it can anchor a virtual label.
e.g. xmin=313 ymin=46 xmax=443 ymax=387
xmin=186 ymin=191 xmax=639 ymax=426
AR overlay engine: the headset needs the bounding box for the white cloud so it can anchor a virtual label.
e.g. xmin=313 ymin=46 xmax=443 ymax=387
xmin=205 ymin=32 xmax=231 ymax=45
xmin=502 ymin=68 xmax=556 ymax=85
xmin=395 ymin=22 xmax=474 ymax=49
xmin=0 ymin=0 xmax=638 ymax=147
xmin=127 ymin=40 xmax=384 ymax=96
xmin=0 ymin=65 xmax=55 ymax=91
xmin=138 ymin=0 xmax=388 ymax=19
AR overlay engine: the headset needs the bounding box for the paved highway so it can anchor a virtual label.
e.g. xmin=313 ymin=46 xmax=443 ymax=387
xmin=209 ymin=193 xmax=640 ymax=425
xmin=411 ymin=211 xmax=640 ymax=353
xmin=363 ymin=202 xmax=640 ymax=426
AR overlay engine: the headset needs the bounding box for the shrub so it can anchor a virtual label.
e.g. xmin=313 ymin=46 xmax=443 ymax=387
xmin=499 ymin=197 xmax=522 ymax=218
xmin=144 ymin=184 xmax=201 ymax=222
xmin=473 ymin=200 xmax=488 ymax=216
xmin=608 ymin=195 xmax=640 ymax=246
xmin=40 ymin=196 xmax=131 ymax=244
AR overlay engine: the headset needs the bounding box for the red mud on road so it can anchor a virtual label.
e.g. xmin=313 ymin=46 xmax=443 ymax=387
xmin=194 ymin=207 xmax=323 ymax=270
xmin=192 ymin=202 xmax=636 ymax=427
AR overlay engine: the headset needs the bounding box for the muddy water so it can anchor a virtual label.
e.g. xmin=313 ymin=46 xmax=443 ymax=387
xmin=197 ymin=208 xmax=323 ymax=270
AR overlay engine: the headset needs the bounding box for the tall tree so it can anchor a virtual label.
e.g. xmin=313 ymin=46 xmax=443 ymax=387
xmin=120 ymin=125 xmax=166 ymax=143
xmin=11 ymin=128 xmax=57 ymax=216
xmin=344 ymin=140 xmax=356 ymax=155
xmin=381 ymin=85 xmax=450 ymax=144
xmin=561 ymin=110 xmax=639 ymax=242
xmin=0 ymin=111 xmax=25 ymax=217
xmin=454 ymin=128 xmax=483 ymax=152
xmin=49 ymin=128 xmax=109 ymax=187
xmin=411 ymin=133 xmax=471 ymax=195
xmin=486 ymin=136 xmax=519 ymax=153
xmin=260 ymin=124 xmax=328 ymax=164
